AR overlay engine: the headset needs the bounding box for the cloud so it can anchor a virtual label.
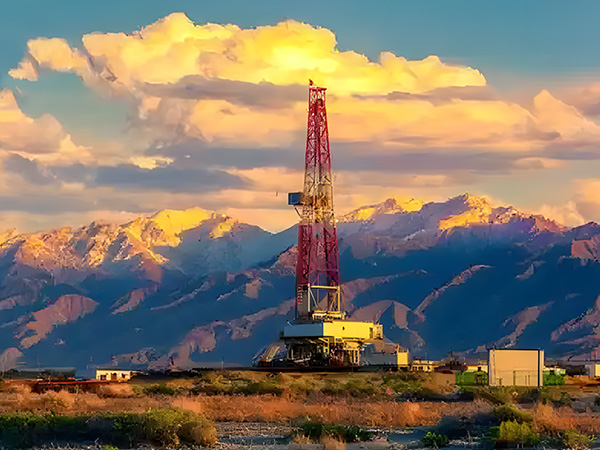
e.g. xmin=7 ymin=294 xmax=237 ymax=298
xmin=572 ymin=179 xmax=600 ymax=223
xmin=2 ymin=154 xmax=58 ymax=185
xmin=12 ymin=14 xmax=485 ymax=94
xmin=7 ymin=13 xmax=600 ymax=232
xmin=536 ymin=178 xmax=600 ymax=227
xmin=13 ymin=13 xmax=600 ymax=154
xmin=0 ymin=88 xmax=91 ymax=163
xmin=9 ymin=38 xmax=88 ymax=81
xmin=95 ymin=164 xmax=246 ymax=192
xmin=559 ymin=82 xmax=600 ymax=117
xmin=11 ymin=12 xmax=600 ymax=155
xmin=537 ymin=201 xmax=584 ymax=228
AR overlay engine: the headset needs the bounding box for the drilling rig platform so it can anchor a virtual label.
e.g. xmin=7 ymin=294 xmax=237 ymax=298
xmin=261 ymin=83 xmax=409 ymax=368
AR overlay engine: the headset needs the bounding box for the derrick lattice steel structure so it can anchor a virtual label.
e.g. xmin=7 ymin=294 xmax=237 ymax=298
xmin=269 ymin=83 xmax=409 ymax=368
xmin=289 ymin=84 xmax=342 ymax=321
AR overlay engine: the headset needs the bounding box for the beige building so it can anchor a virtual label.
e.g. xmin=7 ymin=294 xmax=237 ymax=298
xmin=488 ymin=349 xmax=544 ymax=387
xmin=411 ymin=359 xmax=440 ymax=372
xmin=96 ymin=369 xmax=135 ymax=382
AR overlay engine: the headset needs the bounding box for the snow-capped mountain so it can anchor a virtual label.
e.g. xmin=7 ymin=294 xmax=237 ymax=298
xmin=1 ymin=193 xmax=599 ymax=373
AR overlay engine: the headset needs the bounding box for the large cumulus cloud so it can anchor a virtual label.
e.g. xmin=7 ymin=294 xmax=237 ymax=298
xmin=6 ymin=12 xmax=600 ymax=231
xmin=0 ymin=88 xmax=90 ymax=163
xmin=10 ymin=12 xmax=600 ymax=152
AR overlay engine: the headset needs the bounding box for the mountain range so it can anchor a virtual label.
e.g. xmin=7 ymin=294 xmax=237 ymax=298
xmin=1 ymin=193 xmax=600 ymax=375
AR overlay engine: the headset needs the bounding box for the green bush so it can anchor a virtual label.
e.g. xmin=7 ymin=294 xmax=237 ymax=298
xmin=473 ymin=386 xmax=515 ymax=405
xmin=381 ymin=372 xmax=422 ymax=393
xmin=0 ymin=408 xmax=216 ymax=448
xmin=343 ymin=377 xmax=378 ymax=397
xmin=321 ymin=380 xmax=344 ymax=396
xmin=109 ymin=412 xmax=145 ymax=444
xmin=543 ymin=371 xmax=565 ymax=386
xmin=498 ymin=420 xmax=540 ymax=446
xmin=238 ymin=380 xmax=282 ymax=396
xmin=494 ymin=403 xmax=533 ymax=424
xmin=518 ymin=388 xmax=541 ymax=403
xmin=552 ymin=391 xmax=573 ymax=408
xmin=562 ymin=429 xmax=594 ymax=450
xmin=288 ymin=377 xmax=318 ymax=396
xmin=297 ymin=421 xmax=371 ymax=442
xmin=422 ymin=431 xmax=449 ymax=448
xmin=144 ymin=408 xmax=215 ymax=447
xmin=143 ymin=382 xmax=176 ymax=396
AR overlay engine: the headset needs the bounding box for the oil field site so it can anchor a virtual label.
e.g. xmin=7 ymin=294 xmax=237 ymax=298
xmin=2 ymin=81 xmax=600 ymax=450
xmin=4 ymin=1 xmax=600 ymax=449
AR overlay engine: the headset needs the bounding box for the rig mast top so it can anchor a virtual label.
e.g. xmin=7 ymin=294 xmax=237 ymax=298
xmin=289 ymin=83 xmax=342 ymax=321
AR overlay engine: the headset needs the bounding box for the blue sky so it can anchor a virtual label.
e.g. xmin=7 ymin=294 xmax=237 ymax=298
xmin=1 ymin=1 xmax=600 ymax=231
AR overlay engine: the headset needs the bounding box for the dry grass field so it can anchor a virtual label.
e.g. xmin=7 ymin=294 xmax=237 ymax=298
xmin=2 ymin=371 xmax=600 ymax=447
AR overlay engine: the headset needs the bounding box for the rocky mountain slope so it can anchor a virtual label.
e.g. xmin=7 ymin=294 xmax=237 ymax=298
xmin=1 ymin=193 xmax=600 ymax=374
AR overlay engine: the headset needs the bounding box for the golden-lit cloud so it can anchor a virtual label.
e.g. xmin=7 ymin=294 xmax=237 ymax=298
xmin=537 ymin=202 xmax=584 ymax=228
xmin=6 ymin=13 xmax=600 ymax=233
xmin=9 ymin=38 xmax=87 ymax=81
xmin=11 ymin=14 xmax=485 ymax=94
xmin=0 ymin=88 xmax=91 ymax=164
xmin=571 ymin=179 xmax=600 ymax=223
xmin=12 ymin=12 xmax=600 ymax=152
xmin=9 ymin=11 xmax=600 ymax=155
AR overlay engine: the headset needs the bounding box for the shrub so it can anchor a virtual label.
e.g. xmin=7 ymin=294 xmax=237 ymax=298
xmin=473 ymin=386 xmax=515 ymax=405
xmin=144 ymin=407 xmax=215 ymax=447
xmin=381 ymin=372 xmax=422 ymax=394
xmin=422 ymin=431 xmax=449 ymax=448
xmin=343 ymin=378 xmax=377 ymax=397
xmin=498 ymin=420 xmax=540 ymax=446
xmin=321 ymin=435 xmax=347 ymax=450
xmin=97 ymin=383 xmax=136 ymax=398
xmin=593 ymin=395 xmax=600 ymax=413
xmin=109 ymin=412 xmax=145 ymax=445
xmin=288 ymin=377 xmax=318 ymax=396
xmin=552 ymin=391 xmax=572 ymax=408
xmin=238 ymin=380 xmax=282 ymax=396
xmin=297 ymin=421 xmax=371 ymax=443
xmin=494 ymin=404 xmax=533 ymax=424
xmin=143 ymin=383 xmax=176 ymax=396
xmin=321 ymin=380 xmax=344 ymax=396
xmin=518 ymin=388 xmax=541 ymax=403
xmin=0 ymin=408 xmax=217 ymax=448
xmin=563 ymin=429 xmax=594 ymax=450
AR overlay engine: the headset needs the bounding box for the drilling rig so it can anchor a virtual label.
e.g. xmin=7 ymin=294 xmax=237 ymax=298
xmin=277 ymin=83 xmax=409 ymax=367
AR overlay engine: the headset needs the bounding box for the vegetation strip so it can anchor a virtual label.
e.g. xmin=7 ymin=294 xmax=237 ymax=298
xmin=0 ymin=408 xmax=216 ymax=448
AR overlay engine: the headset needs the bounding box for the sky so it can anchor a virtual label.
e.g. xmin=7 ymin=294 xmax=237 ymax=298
xmin=1 ymin=0 xmax=600 ymax=232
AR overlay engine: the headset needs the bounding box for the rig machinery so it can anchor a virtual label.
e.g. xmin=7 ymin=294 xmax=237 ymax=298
xmin=275 ymin=83 xmax=409 ymax=368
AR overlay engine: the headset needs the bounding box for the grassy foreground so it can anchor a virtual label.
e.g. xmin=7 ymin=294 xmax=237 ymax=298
xmin=0 ymin=407 xmax=216 ymax=448
xmin=1 ymin=371 xmax=600 ymax=448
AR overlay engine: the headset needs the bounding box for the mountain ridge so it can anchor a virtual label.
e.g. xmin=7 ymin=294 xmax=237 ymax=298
xmin=0 ymin=193 xmax=599 ymax=374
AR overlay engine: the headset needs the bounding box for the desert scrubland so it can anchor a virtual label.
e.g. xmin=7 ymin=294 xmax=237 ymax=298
xmin=0 ymin=371 xmax=600 ymax=449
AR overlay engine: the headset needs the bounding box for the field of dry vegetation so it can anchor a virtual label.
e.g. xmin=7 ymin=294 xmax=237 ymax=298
xmin=2 ymin=371 xmax=600 ymax=448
